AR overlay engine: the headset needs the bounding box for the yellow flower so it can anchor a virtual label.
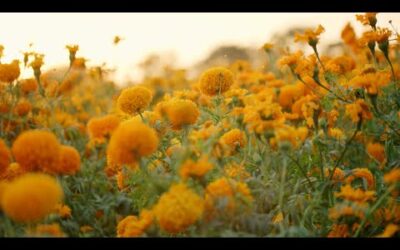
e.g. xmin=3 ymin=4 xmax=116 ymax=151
xmin=154 ymin=183 xmax=204 ymax=234
xmin=328 ymin=224 xmax=350 ymax=238
xmin=0 ymin=139 xmax=11 ymax=175
xmin=384 ymin=168 xmax=400 ymax=184
xmin=179 ymin=156 xmax=213 ymax=179
xmin=199 ymin=67 xmax=234 ymax=96
xmin=117 ymin=209 xmax=154 ymax=237
xmin=87 ymin=114 xmax=121 ymax=144
xmin=26 ymin=223 xmax=66 ymax=237
xmin=11 ymin=130 xmax=61 ymax=173
xmin=224 ymin=163 xmax=250 ymax=181
xmin=1 ymin=173 xmax=63 ymax=223
xmin=278 ymin=82 xmax=306 ymax=108
xmin=0 ymin=60 xmax=20 ymax=83
xmin=164 ymin=99 xmax=200 ymax=130
xmin=376 ymin=224 xmax=399 ymax=238
xmin=356 ymin=13 xmax=377 ymax=28
xmin=117 ymin=86 xmax=153 ymax=115
xmin=107 ymin=120 xmax=158 ymax=168
xmin=334 ymin=184 xmax=375 ymax=204
xmin=13 ymin=99 xmax=32 ymax=117
xmin=346 ymin=168 xmax=375 ymax=189
xmin=205 ymin=177 xmax=253 ymax=218
xmin=345 ymin=99 xmax=372 ymax=123
xmin=272 ymin=212 xmax=284 ymax=224
xmin=19 ymin=78 xmax=38 ymax=95
xmin=54 ymin=203 xmax=72 ymax=219
xmin=277 ymin=50 xmax=303 ymax=69
xmin=366 ymin=142 xmax=385 ymax=164
xmin=219 ymin=128 xmax=246 ymax=152
xmin=294 ymin=25 xmax=325 ymax=46
xmin=58 ymin=145 xmax=81 ymax=175
xmin=328 ymin=128 xmax=345 ymax=140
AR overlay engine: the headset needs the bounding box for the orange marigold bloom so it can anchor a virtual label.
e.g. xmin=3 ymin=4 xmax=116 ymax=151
xmin=294 ymin=25 xmax=325 ymax=45
xmin=179 ymin=156 xmax=213 ymax=179
xmin=0 ymin=162 xmax=25 ymax=181
xmin=383 ymin=168 xmax=400 ymax=184
xmin=346 ymin=168 xmax=375 ymax=189
xmin=117 ymin=86 xmax=152 ymax=115
xmin=154 ymin=183 xmax=204 ymax=234
xmin=199 ymin=67 xmax=234 ymax=96
xmin=324 ymin=168 xmax=346 ymax=182
xmin=164 ymin=99 xmax=200 ymax=130
xmin=376 ymin=224 xmax=399 ymax=238
xmin=219 ymin=128 xmax=246 ymax=151
xmin=19 ymin=78 xmax=38 ymax=95
xmin=356 ymin=13 xmax=377 ymax=28
xmin=26 ymin=223 xmax=66 ymax=237
xmin=328 ymin=224 xmax=350 ymax=238
xmin=0 ymin=139 xmax=12 ymax=174
xmin=1 ymin=173 xmax=63 ymax=223
xmin=341 ymin=23 xmax=357 ymax=47
xmin=345 ymin=99 xmax=372 ymax=123
xmin=205 ymin=177 xmax=253 ymax=217
xmin=107 ymin=120 xmax=158 ymax=167
xmin=13 ymin=99 xmax=32 ymax=116
xmin=224 ymin=163 xmax=251 ymax=181
xmin=277 ymin=50 xmax=303 ymax=69
xmin=58 ymin=145 xmax=81 ymax=175
xmin=54 ymin=203 xmax=72 ymax=219
xmin=334 ymin=184 xmax=376 ymax=204
xmin=0 ymin=60 xmax=20 ymax=83
xmin=12 ymin=130 xmax=61 ymax=173
xmin=278 ymin=82 xmax=305 ymax=108
xmin=87 ymin=114 xmax=121 ymax=144
xmin=117 ymin=209 xmax=154 ymax=237
xmin=366 ymin=142 xmax=385 ymax=163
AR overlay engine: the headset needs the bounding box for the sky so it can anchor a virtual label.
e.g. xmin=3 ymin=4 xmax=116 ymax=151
xmin=0 ymin=13 xmax=399 ymax=83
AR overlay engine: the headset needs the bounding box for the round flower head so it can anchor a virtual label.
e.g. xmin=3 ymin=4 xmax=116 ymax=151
xmin=58 ymin=145 xmax=81 ymax=175
xmin=107 ymin=120 xmax=158 ymax=167
xmin=1 ymin=173 xmax=63 ymax=223
xmin=154 ymin=183 xmax=204 ymax=234
xmin=19 ymin=78 xmax=38 ymax=95
xmin=199 ymin=67 xmax=234 ymax=96
xmin=164 ymin=99 xmax=200 ymax=130
xmin=117 ymin=86 xmax=152 ymax=115
xmin=219 ymin=129 xmax=246 ymax=150
xmin=13 ymin=99 xmax=32 ymax=117
xmin=0 ymin=139 xmax=12 ymax=174
xmin=366 ymin=142 xmax=385 ymax=163
xmin=87 ymin=114 xmax=121 ymax=144
xmin=117 ymin=209 xmax=154 ymax=237
xmin=0 ymin=60 xmax=20 ymax=83
xmin=11 ymin=130 xmax=61 ymax=173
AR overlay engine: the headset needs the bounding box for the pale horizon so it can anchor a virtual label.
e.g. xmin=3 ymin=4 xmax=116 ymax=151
xmin=1 ymin=13 xmax=399 ymax=84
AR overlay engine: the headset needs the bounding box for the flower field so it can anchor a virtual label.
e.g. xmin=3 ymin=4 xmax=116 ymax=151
xmin=0 ymin=13 xmax=400 ymax=237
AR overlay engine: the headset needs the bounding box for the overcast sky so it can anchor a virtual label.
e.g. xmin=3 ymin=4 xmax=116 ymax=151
xmin=0 ymin=13 xmax=399 ymax=83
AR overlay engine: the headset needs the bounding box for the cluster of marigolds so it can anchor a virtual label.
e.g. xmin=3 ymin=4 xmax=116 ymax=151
xmin=0 ymin=13 xmax=399 ymax=237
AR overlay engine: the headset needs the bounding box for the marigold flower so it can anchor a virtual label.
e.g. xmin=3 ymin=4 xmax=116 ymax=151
xmin=0 ymin=60 xmax=20 ymax=83
xmin=1 ymin=173 xmax=63 ymax=223
xmin=219 ymin=128 xmax=246 ymax=151
xmin=87 ymin=114 xmax=121 ymax=144
xmin=328 ymin=224 xmax=350 ymax=238
xmin=0 ymin=139 xmax=11 ymax=174
xmin=54 ymin=203 xmax=72 ymax=219
xmin=19 ymin=78 xmax=38 ymax=95
xmin=334 ymin=184 xmax=376 ymax=204
xmin=384 ymin=168 xmax=400 ymax=184
xmin=58 ymin=145 xmax=81 ymax=175
xmin=12 ymin=130 xmax=61 ymax=173
xmin=199 ymin=67 xmax=234 ymax=96
xmin=154 ymin=183 xmax=204 ymax=234
xmin=294 ymin=25 xmax=325 ymax=46
xmin=107 ymin=120 xmax=158 ymax=167
xmin=13 ymin=99 xmax=32 ymax=116
xmin=356 ymin=13 xmax=377 ymax=28
xmin=346 ymin=168 xmax=375 ymax=189
xmin=179 ymin=156 xmax=213 ymax=179
xmin=376 ymin=224 xmax=399 ymax=238
xmin=26 ymin=223 xmax=66 ymax=237
xmin=366 ymin=142 xmax=385 ymax=164
xmin=205 ymin=177 xmax=253 ymax=217
xmin=117 ymin=209 xmax=154 ymax=237
xmin=164 ymin=99 xmax=200 ymax=130
xmin=224 ymin=163 xmax=250 ymax=181
xmin=345 ymin=99 xmax=372 ymax=123
xmin=278 ymin=82 xmax=306 ymax=108
xmin=117 ymin=86 xmax=152 ymax=115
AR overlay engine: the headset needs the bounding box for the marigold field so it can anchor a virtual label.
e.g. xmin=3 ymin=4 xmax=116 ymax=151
xmin=0 ymin=13 xmax=400 ymax=237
